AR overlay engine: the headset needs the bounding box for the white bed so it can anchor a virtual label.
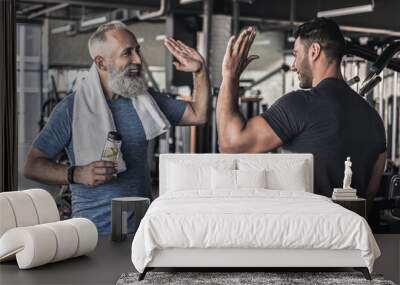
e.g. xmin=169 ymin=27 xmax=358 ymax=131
xmin=131 ymin=154 xmax=380 ymax=280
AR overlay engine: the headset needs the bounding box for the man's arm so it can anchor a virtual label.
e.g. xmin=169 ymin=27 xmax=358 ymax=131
xmin=164 ymin=38 xmax=210 ymax=126
xmin=24 ymin=148 xmax=117 ymax=187
xmin=24 ymin=148 xmax=70 ymax=185
xmin=217 ymin=27 xmax=282 ymax=153
xmin=366 ymin=152 xmax=386 ymax=216
xmin=217 ymin=79 xmax=282 ymax=153
xmin=25 ymin=95 xmax=117 ymax=187
xmin=179 ymin=66 xmax=210 ymax=125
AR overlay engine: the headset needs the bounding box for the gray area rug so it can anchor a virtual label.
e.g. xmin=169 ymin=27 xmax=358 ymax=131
xmin=116 ymin=272 xmax=396 ymax=285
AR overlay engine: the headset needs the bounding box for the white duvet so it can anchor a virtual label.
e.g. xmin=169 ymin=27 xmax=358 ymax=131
xmin=131 ymin=190 xmax=380 ymax=273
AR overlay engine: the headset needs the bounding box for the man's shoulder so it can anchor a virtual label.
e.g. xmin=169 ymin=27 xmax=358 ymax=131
xmin=147 ymin=88 xmax=185 ymax=104
xmin=50 ymin=92 xmax=75 ymax=120
xmin=284 ymin=89 xmax=311 ymax=98
xmin=344 ymin=87 xmax=382 ymax=122
xmin=57 ymin=92 xmax=75 ymax=110
xmin=365 ymin=101 xmax=384 ymax=127
xmin=275 ymin=89 xmax=311 ymax=106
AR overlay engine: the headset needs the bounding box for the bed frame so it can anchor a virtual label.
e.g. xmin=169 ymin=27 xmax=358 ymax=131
xmin=141 ymin=248 xmax=370 ymax=280
xmin=139 ymin=154 xmax=371 ymax=280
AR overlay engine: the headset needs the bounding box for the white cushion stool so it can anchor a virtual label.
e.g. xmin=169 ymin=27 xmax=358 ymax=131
xmin=0 ymin=189 xmax=98 ymax=269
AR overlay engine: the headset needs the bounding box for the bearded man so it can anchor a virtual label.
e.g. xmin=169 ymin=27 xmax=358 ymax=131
xmin=24 ymin=21 xmax=210 ymax=234
xmin=217 ymin=18 xmax=386 ymax=216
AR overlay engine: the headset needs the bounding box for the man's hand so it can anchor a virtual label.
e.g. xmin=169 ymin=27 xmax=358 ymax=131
xmin=222 ymin=27 xmax=259 ymax=80
xmin=74 ymin=161 xmax=117 ymax=187
xmin=164 ymin=37 xmax=205 ymax=74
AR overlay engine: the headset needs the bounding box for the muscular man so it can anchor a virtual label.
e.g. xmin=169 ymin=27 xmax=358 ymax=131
xmin=217 ymin=18 xmax=386 ymax=214
xmin=24 ymin=21 xmax=210 ymax=234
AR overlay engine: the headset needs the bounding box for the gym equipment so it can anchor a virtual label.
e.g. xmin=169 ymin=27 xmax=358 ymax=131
xmin=356 ymin=41 xmax=400 ymax=97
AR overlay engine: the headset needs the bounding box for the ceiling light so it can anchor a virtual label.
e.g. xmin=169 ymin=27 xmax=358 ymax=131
xmin=179 ymin=0 xmax=202 ymax=4
xmin=254 ymin=40 xmax=271 ymax=46
xmin=317 ymin=1 xmax=374 ymax=18
xmin=51 ymin=24 xmax=74 ymax=34
xmin=81 ymin=16 xmax=108 ymax=28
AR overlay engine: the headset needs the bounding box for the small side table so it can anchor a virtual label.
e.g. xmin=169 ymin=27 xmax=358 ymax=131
xmin=331 ymin=198 xmax=366 ymax=218
xmin=111 ymin=197 xmax=150 ymax=242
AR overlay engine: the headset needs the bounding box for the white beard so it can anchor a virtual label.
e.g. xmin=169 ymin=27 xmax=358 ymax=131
xmin=108 ymin=64 xmax=148 ymax=98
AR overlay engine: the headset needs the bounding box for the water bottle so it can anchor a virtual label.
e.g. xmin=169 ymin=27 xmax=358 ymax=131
xmin=101 ymin=131 xmax=122 ymax=163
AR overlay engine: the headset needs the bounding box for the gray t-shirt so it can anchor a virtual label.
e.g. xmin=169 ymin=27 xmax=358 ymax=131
xmin=33 ymin=90 xmax=187 ymax=234
xmin=261 ymin=78 xmax=386 ymax=197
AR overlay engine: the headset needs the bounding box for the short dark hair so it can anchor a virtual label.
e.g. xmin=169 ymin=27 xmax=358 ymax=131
xmin=294 ymin=18 xmax=345 ymax=62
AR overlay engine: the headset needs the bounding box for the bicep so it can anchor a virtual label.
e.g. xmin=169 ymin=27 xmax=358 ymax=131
xmin=261 ymin=92 xmax=307 ymax=142
xmin=24 ymin=147 xmax=52 ymax=176
xmin=221 ymin=116 xmax=283 ymax=153
xmin=27 ymin=147 xmax=51 ymax=161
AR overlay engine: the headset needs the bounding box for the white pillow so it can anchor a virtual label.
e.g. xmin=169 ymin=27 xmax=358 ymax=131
xmin=266 ymin=167 xmax=306 ymax=191
xmin=238 ymin=159 xmax=308 ymax=192
xmin=211 ymin=168 xmax=267 ymax=191
xmin=167 ymin=162 xmax=209 ymax=191
xmin=166 ymin=160 xmax=236 ymax=192
xmin=236 ymin=169 xmax=267 ymax=189
xmin=211 ymin=168 xmax=236 ymax=190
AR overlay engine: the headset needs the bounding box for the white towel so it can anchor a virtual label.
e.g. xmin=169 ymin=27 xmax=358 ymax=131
xmin=72 ymin=64 xmax=171 ymax=172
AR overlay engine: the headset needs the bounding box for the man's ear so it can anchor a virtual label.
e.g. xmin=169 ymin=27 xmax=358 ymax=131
xmin=310 ymin=42 xmax=321 ymax=62
xmin=94 ymin=56 xmax=107 ymax=71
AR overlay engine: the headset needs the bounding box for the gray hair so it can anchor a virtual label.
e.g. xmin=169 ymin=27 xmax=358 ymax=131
xmin=88 ymin=20 xmax=134 ymax=59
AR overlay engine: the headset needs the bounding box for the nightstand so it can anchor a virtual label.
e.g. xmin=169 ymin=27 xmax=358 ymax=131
xmin=111 ymin=197 xmax=150 ymax=242
xmin=331 ymin=198 xmax=366 ymax=218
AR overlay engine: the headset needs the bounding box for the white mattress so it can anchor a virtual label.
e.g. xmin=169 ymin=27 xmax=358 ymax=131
xmin=131 ymin=190 xmax=380 ymax=273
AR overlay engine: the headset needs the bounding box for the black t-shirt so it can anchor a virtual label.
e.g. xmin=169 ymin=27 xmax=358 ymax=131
xmin=261 ymin=77 xmax=386 ymax=197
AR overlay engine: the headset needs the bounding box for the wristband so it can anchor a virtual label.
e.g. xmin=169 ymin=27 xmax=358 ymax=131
xmin=67 ymin=166 xmax=76 ymax=184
